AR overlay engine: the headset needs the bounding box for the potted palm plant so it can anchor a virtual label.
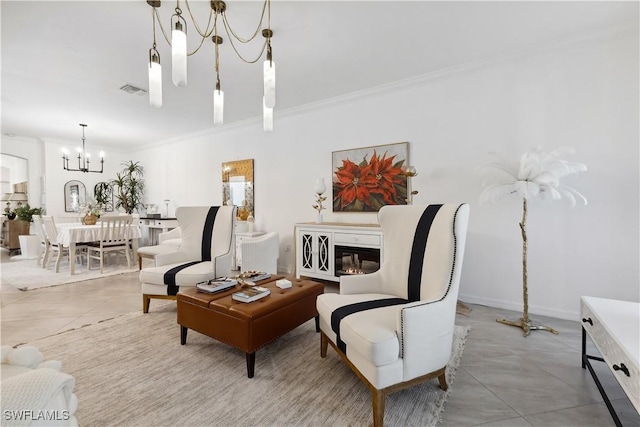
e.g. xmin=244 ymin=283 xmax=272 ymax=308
xmin=94 ymin=182 xmax=113 ymax=212
xmin=111 ymin=161 xmax=145 ymax=214
xmin=13 ymin=203 xmax=43 ymax=258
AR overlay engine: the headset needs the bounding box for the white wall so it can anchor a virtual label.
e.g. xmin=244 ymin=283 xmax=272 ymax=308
xmin=134 ymin=30 xmax=638 ymax=320
xmin=40 ymin=138 xmax=132 ymax=215
xmin=5 ymin=30 xmax=636 ymax=320
xmin=0 ymin=137 xmax=44 ymax=208
xmin=0 ymin=136 xmax=133 ymax=215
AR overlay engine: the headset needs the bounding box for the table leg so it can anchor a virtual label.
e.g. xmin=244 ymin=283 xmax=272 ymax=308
xmin=180 ymin=326 xmax=188 ymax=345
xmin=581 ymin=327 xmax=586 ymax=369
xmin=69 ymin=242 xmax=76 ymax=275
xmin=246 ymin=352 xmax=256 ymax=378
xmin=131 ymin=237 xmax=139 ymax=263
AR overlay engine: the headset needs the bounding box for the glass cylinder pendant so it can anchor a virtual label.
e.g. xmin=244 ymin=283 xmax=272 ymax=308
xmin=263 ymin=59 xmax=276 ymax=108
xmin=172 ymin=20 xmax=187 ymax=87
xmin=148 ymin=53 xmax=162 ymax=108
xmin=263 ymin=97 xmax=273 ymax=132
xmin=213 ymin=88 xmax=224 ymax=126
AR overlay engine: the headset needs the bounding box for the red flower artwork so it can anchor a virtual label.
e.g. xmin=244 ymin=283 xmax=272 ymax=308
xmin=333 ymin=143 xmax=408 ymax=212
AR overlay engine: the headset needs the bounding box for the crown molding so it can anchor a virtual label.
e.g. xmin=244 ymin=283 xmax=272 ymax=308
xmin=135 ymin=20 xmax=638 ymax=151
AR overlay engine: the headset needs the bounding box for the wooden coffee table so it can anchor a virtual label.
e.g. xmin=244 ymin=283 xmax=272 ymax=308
xmin=177 ymin=276 xmax=324 ymax=378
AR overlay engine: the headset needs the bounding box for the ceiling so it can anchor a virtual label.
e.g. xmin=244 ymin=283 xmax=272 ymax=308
xmin=1 ymin=1 xmax=637 ymax=150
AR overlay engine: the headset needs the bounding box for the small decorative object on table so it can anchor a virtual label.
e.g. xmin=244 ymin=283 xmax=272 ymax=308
xmin=82 ymin=214 xmax=97 ymax=225
xmin=237 ymin=205 xmax=249 ymax=221
xmin=79 ymin=199 xmax=101 ymax=225
xmin=480 ymin=147 xmax=587 ymax=336
xmin=232 ymin=286 xmax=271 ymax=303
xmin=238 ymin=271 xmax=272 ymax=282
xmin=247 ymin=212 xmax=254 ymax=232
xmin=312 ymin=178 xmax=327 ymax=223
xmin=402 ymin=165 xmax=419 ymax=204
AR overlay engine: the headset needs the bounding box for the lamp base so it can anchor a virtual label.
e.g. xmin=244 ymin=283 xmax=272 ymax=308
xmin=496 ymin=317 xmax=559 ymax=337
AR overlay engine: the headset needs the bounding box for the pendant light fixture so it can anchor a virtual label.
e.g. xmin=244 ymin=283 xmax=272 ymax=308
xmin=263 ymin=29 xmax=275 ymax=109
xmin=148 ymin=1 xmax=162 ymax=108
xmin=212 ymin=32 xmax=224 ymax=126
xmin=62 ymin=124 xmax=104 ymax=173
xmin=146 ymin=0 xmax=276 ymax=130
xmin=263 ymin=97 xmax=273 ymax=132
xmin=171 ymin=2 xmax=187 ymax=87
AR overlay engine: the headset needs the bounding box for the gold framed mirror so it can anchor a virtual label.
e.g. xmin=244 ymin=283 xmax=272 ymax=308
xmin=222 ymin=159 xmax=254 ymax=220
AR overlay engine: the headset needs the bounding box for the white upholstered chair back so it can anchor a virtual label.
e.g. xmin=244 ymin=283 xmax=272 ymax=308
xmin=377 ymin=204 xmax=469 ymax=302
xmin=240 ymin=232 xmax=279 ymax=274
xmin=175 ymin=206 xmax=235 ymax=264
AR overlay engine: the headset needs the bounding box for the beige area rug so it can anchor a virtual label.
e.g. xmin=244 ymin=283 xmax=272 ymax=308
xmin=0 ymin=257 xmax=138 ymax=291
xmin=30 ymin=305 xmax=469 ymax=427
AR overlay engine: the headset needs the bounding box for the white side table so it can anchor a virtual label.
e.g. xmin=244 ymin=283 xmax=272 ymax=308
xmin=581 ymin=296 xmax=639 ymax=425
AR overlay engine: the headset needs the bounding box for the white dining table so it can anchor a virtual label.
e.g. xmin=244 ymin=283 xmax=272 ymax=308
xmin=56 ymin=223 xmax=142 ymax=275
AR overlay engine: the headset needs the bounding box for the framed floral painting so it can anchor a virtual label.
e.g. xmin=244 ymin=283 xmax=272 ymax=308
xmin=332 ymin=142 xmax=408 ymax=212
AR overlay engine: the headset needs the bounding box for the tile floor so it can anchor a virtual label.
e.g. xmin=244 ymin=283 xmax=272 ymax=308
xmin=1 ymin=250 xmax=638 ymax=426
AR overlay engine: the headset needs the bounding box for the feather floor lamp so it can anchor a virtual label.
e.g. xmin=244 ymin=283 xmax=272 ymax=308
xmin=480 ymin=147 xmax=587 ymax=336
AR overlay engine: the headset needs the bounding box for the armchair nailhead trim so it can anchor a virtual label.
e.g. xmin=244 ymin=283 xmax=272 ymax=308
xmin=400 ymin=203 xmax=464 ymax=358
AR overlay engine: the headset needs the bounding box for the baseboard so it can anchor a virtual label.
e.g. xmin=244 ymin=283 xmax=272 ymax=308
xmin=457 ymin=293 xmax=578 ymax=321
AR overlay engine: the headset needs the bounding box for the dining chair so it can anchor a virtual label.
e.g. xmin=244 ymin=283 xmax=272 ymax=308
xmin=86 ymin=215 xmax=133 ymax=273
xmin=41 ymin=216 xmax=86 ymax=273
xmin=32 ymin=215 xmax=49 ymax=268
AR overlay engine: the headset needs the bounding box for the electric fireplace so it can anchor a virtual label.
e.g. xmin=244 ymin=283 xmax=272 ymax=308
xmin=295 ymin=222 xmax=383 ymax=282
xmin=334 ymin=245 xmax=381 ymax=276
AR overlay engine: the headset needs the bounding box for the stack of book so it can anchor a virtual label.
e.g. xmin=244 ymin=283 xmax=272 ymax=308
xmin=196 ymin=278 xmax=238 ymax=294
xmin=232 ymin=286 xmax=271 ymax=303
xmin=238 ymin=271 xmax=272 ymax=282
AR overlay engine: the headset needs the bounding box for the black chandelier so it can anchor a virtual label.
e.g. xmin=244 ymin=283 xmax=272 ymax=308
xmin=62 ymin=124 xmax=104 ymax=173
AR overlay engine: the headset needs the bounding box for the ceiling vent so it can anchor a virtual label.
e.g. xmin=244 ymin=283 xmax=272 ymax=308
xmin=119 ymin=84 xmax=147 ymax=96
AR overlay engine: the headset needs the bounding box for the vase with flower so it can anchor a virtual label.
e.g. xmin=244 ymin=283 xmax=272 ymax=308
xmin=79 ymin=200 xmax=102 ymax=225
xmin=312 ymin=178 xmax=327 ymax=222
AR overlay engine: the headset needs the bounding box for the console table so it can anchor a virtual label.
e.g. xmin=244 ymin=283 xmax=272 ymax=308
xmin=138 ymin=217 xmax=179 ymax=246
xmin=1 ymin=219 xmax=30 ymax=252
xmin=581 ymin=296 xmax=639 ymax=426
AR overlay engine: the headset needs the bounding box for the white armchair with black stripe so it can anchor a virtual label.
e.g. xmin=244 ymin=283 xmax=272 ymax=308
xmin=316 ymin=203 xmax=470 ymax=427
xmin=139 ymin=206 xmax=236 ymax=313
